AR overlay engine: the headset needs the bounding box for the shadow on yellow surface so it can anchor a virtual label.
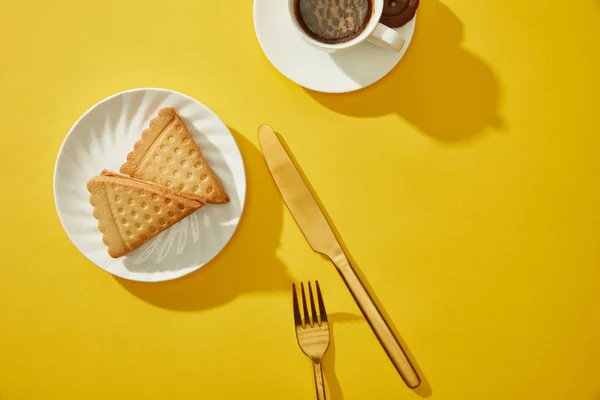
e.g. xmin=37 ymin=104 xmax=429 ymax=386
xmin=324 ymin=312 xmax=363 ymax=400
xmin=343 ymin=251 xmax=433 ymax=398
xmin=116 ymin=128 xmax=293 ymax=310
xmin=343 ymin=252 xmax=434 ymax=397
xmin=307 ymin=0 xmax=503 ymax=142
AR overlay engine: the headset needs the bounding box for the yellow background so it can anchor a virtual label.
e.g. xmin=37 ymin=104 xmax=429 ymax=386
xmin=1 ymin=0 xmax=599 ymax=399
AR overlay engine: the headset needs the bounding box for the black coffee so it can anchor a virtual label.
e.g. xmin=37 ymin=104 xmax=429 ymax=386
xmin=295 ymin=0 xmax=372 ymax=45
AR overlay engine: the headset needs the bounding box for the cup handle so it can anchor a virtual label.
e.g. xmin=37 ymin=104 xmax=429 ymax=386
xmin=367 ymin=23 xmax=406 ymax=52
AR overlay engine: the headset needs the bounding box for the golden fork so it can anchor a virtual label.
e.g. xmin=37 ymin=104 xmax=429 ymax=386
xmin=293 ymin=281 xmax=330 ymax=400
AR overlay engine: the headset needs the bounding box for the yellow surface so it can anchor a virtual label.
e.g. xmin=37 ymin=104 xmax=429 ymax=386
xmin=1 ymin=0 xmax=599 ymax=399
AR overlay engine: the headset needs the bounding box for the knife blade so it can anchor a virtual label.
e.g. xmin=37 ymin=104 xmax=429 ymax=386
xmin=258 ymin=125 xmax=421 ymax=389
xmin=257 ymin=125 xmax=338 ymax=257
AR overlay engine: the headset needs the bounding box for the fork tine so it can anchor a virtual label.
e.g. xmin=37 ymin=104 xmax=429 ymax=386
xmin=315 ymin=281 xmax=328 ymax=323
xmin=292 ymin=284 xmax=302 ymax=327
xmin=300 ymin=282 xmax=311 ymax=327
xmin=308 ymin=282 xmax=318 ymax=327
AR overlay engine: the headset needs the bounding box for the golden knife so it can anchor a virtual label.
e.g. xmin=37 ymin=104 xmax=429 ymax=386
xmin=258 ymin=125 xmax=421 ymax=389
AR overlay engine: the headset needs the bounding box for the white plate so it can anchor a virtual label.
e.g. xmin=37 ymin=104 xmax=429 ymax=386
xmin=54 ymin=88 xmax=246 ymax=282
xmin=253 ymin=0 xmax=416 ymax=93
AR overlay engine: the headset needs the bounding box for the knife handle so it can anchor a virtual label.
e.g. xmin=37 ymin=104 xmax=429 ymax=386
xmin=333 ymin=254 xmax=421 ymax=389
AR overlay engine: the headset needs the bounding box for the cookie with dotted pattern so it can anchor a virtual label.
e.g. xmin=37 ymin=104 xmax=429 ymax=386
xmin=87 ymin=171 xmax=203 ymax=258
xmin=120 ymin=107 xmax=229 ymax=204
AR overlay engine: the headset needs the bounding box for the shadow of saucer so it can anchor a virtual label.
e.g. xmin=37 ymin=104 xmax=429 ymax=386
xmin=308 ymin=0 xmax=504 ymax=143
xmin=116 ymin=128 xmax=293 ymax=310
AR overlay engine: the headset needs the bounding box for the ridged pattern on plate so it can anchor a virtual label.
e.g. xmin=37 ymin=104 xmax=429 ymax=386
xmin=54 ymin=88 xmax=246 ymax=282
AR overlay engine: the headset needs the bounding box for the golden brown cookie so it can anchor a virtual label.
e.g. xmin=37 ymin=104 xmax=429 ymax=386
xmin=120 ymin=108 xmax=229 ymax=204
xmin=87 ymin=171 xmax=203 ymax=258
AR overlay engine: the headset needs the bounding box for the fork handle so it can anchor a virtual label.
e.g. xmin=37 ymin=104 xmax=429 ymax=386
xmin=312 ymin=362 xmax=326 ymax=400
xmin=333 ymin=253 xmax=421 ymax=389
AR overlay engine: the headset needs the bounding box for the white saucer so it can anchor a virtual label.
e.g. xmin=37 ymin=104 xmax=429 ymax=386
xmin=54 ymin=88 xmax=246 ymax=282
xmin=253 ymin=0 xmax=416 ymax=93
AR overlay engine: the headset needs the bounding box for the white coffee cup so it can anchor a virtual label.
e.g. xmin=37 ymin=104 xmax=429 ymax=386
xmin=288 ymin=0 xmax=405 ymax=52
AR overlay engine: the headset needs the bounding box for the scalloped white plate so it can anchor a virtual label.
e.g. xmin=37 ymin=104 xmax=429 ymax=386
xmin=54 ymin=88 xmax=246 ymax=282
